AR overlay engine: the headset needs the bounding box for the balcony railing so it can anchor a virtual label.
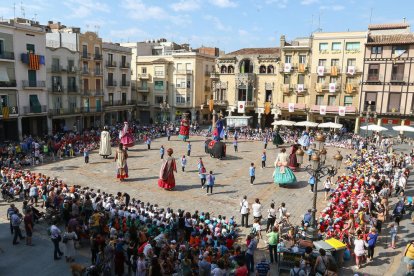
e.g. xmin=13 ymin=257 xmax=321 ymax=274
xmin=82 ymin=69 xmax=90 ymax=75
xmin=51 ymin=65 xmax=63 ymax=73
xmin=0 ymin=51 xmax=15 ymax=60
xmin=104 ymin=100 xmax=134 ymax=106
xmin=176 ymin=69 xmax=193 ymax=74
xmin=106 ymin=80 xmax=117 ymax=87
xmin=120 ymin=81 xmax=130 ymax=87
xmin=280 ymin=84 xmax=293 ymax=94
xmin=67 ymin=66 xmax=78 ymax=73
xmin=138 ymin=73 xmax=149 ymax=79
xmin=0 ymin=80 xmax=17 ymax=87
xmin=106 ymin=61 xmax=117 ymax=68
xmin=136 ymin=100 xmax=149 ymax=106
xmin=94 ymin=69 xmax=103 ymax=76
xmin=367 ymin=74 xmax=381 ymax=82
xmin=154 ymin=71 xmax=165 ymax=77
xmin=81 ymin=52 xmax=91 ymax=59
xmin=81 ymin=107 xmax=102 ymax=113
xmin=210 ymin=72 xmax=220 ymax=79
xmin=94 ymin=90 xmax=104 ymax=96
xmin=245 ymin=101 xmax=255 ymax=108
xmin=48 ymin=108 xmax=81 ymax=116
xmin=0 ymin=106 xmax=18 ymax=116
xmin=213 ymin=100 xmax=228 ymax=106
xmin=94 ymin=54 xmax=102 ymax=60
xmin=22 ymin=105 xmax=47 ymax=114
xmin=120 ymin=63 xmax=130 ymax=69
xmin=137 ymin=87 xmax=149 ymax=93
xmin=67 ymin=85 xmax=78 ymax=93
xmin=50 ymin=85 xmax=64 ymax=93
xmin=22 ymin=80 xmax=46 ymax=88
xmin=205 ymin=71 xmax=211 ymax=77
xmin=390 ymin=74 xmax=406 ymax=82
xmin=175 ymin=102 xmax=192 ymax=107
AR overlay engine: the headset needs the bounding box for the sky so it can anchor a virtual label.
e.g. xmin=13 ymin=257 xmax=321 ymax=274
xmin=0 ymin=0 xmax=412 ymax=53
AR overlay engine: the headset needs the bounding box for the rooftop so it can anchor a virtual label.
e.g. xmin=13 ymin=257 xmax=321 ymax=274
xmin=225 ymin=47 xmax=280 ymax=56
xmin=367 ymin=34 xmax=414 ymax=45
xmin=368 ymin=22 xmax=410 ymax=30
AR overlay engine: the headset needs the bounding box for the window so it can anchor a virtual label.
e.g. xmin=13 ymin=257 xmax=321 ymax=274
xmin=82 ymin=62 xmax=88 ymax=73
xmin=267 ymin=65 xmax=274 ymax=74
xmin=107 ymin=53 xmax=113 ymax=64
xmin=154 ymin=81 xmax=164 ymax=90
xmin=346 ymin=77 xmax=355 ymax=84
xmin=316 ymin=95 xmax=324 ymax=105
xmin=347 ymin=59 xmax=356 ymax=66
xmin=388 ymin=93 xmax=401 ymax=112
xmin=299 ymin=55 xmax=306 ymax=64
xmin=365 ymin=92 xmax=377 ymax=111
xmin=328 ymin=95 xmax=336 ymax=106
xmin=51 ymin=76 xmax=62 ymax=92
xmin=95 ymin=63 xmax=101 ymax=74
xmin=68 ymin=77 xmax=76 ymax=92
xmin=26 ymin=44 xmax=35 ymax=53
xmin=155 ymin=96 xmax=163 ymax=104
xmin=154 ymin=66 xmax=164 ymax=76
xmin=68 ymin=60 xmax=75 ymax=71
xmin=318 ymin=59 xmax=326 ymax=66
xmin=28 ymin=70 xmax=36 ymax=86
xmin=186 ymin=95 xmax=190 ymax=103
xmin=176 ymin=78 xmax=185 ymax=88
xmin=371 ymin=46 xmax=382 ymax=54
xmin=121 ymin=93 xmax=127 ymax=104
xmin=329 ymin=76 xmax=338 ymax=83
xmin=344 ymin=96 xmax=353 ymax=106
xmin=346 ymin=42 xmax=360 ymax=51
xmin=331 ymin=42 xmax=341 ymax=51
xmin=283 ymin=74 xmax=290 ymax=84
xmin=29 ymin=94 xmax=41 ymax=113
xmin=109 ymin=93 xmax=114 ymax=105
xmin=228 ymin=65 xmax=234 ymax=73
xmin=0 ymin=95 xmax=8 ymax=107
xmin=187 ymin=80 xmax=191 ymax=89
xmin=141 ymin=80 xmax=147 ymax=88
xmin=259 ymin=65 xmax=266 ymax=73
xmin=367 ymin=64 xmax=379 ymax=81
xmin=393 ymin=45 xmax=407 ymax=55
xmin=177 ymin=63 xmax=183 ymax=72
xmin=186 ymin=63 xmax=192 ymax=71
xmin=94 ymin=47 xmax=100 ymax=55
xmin=285 ymin=55 xmax=292 ymax=64
xmin=142 ymin=95 xmax=147 ymax=102
xmin=220 ymin=65 xmax=227 ymax=73
xmin=319 ymin=43 xmax=328 ymax=51
xmin=298 ymin=74 xmax=305 ymax=84
xmin=52 ymin=58 xmax=60 ymax=71
xmin=122 ymin=74 xmax=127 ymax=85
xmin=391 ymin=64 xmax=404 ymax=81
xmin=121 ymin=55 xmax=126 ymax=67
xmin=82 ymin=45 xmax=87 ymax=57
xmin=142 ymin=67 xmax=147 ymax=73
xmin=0 ymin=40 xmax=4 ymax=55
xmin=107 ymin=73 xmax=113 ymax=83
xmin=331 ymin=59 xmax=339 ymax=67
xmin=317 ymin=76 xmax=325 ymax=83
xmin=96 ymin=79 xmax=101 ymax=91
xmin=238 ymin=88 xmax=247 ymax=101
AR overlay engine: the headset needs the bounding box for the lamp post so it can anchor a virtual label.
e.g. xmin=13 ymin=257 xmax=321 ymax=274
xmin=160 ymin=101 xmax=170 ymax=123
xmin=295 ymin=146 xmax=305 ymax=167
xmin=304 ymin=134 xmax=343 ymax=239
xmin=364 ymin=101 xmax=377 ymax=141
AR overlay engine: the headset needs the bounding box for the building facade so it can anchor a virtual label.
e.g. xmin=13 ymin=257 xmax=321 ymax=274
xmin=102 ymin=42 xmax=133 ymax=124
xmin=309 ymin=31 xmax=366 ymax=132
xmin=360 ymin=23 xmax=414 ymax=130
xmin=213 ymin=48 xmax=280 ymax=128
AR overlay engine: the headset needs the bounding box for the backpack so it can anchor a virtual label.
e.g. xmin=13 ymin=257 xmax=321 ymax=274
xmin=250 ymin=226 xmax=257 ymax=235
xmin=292 ymin=268 xmax=304 ymax=276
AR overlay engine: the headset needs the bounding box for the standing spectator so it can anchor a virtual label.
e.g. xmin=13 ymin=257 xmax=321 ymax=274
xmin=199 ymin=163 xmax=207 ymax=189
xmin=63 ymin=226 xmax=78 ymax=262
xmin=261 ymin=151 xmax=266 ymax=168
xmin=263 ymin=136 xmax=268 ymax=149
xmin=266 ymin=202 xmax=277 ymax=232
xmin=7 ymin=204 xmax=16 ymax=234
xmin=84 ymin=148 xmax=89 ymax=164
xmin=389 ymin=222 xmax=398 ymax=249
xmin=267 ymin=226 xmax=279 ymax=264
xmin=367 ymin=228 xmax=378 ymax=261
xmin=308 ymin=174 xmax=316 ymax=193
xmin=290 ymin=260 xmax=306 ymax=276
xmin=245 ymin=234 xmax=258 ymax=273
xmin=353 ymin=234 xmax=367 ymax=269
xmin=206 ymin=171 xmax=215 ymax=195
xmin=240 ymin=195 xmax=249 ymax=228
xmin=187 ymin=141 xmax=191 ymax=156
xmin=403 ymin=241 xmax=414 ymax=275
xmin=255 ymin=256 xmax=270 ymax=276
xmin=249 ymin=163 xmax=256 ymax=185
xmin=167 ymin=129 xmax=171 ymax=141
xmin=29 ymin=184 xmax=39 ymax=207
xmin=198 ymin=253 xmax=211 ymax=276
xmin=24 ymin=209 xmax=34 ymax=246
xmin=181 ymin=155 xmax=187 ymax=172
xmin=324 ymin=176 xmax=332 ymax=201
xmin=146 ymin=137 xmax=151 ymax=150
xmin=11 ymin=210 xmax=24 ymax=245
xmin=50 ymin=222 xmax=63 ymax=260
xmin=233 ymin=140 xmax=238 ymax=152
xmin=252 ymin=198 xmax=263 ymax=224
xmin=160 ymin=145 xmax=165 ymax=159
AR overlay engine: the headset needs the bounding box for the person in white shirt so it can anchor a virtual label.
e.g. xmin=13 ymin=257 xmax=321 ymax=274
xmin=50 ymin=223 xmax=64 ymax=260
xmin=324 ymin=176 xmax=332 ymax=201
xmin=240 ymin=195 xmax=249 ymax=228
xmin=251 ymin=198 xmax=263 ymax=222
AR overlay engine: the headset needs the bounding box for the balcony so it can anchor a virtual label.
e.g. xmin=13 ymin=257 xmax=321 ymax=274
xmin=48 ymin=108 xmax=81 ymax=116
xmin=343 ymin=83 xmax=359 ymax=94
xmin=154 ymin=71 xmax=165 ymax=78
xmin=245 ymin=101 xmax=255 ymax=108
xmin=81 ymin=52 xmax=91 ymax=60
xmin=213 ymin=100 xmax=228 ymax=106
xmin=67 ymin=85 xmax=78 ymax=93
xmin=120 ymin=81 xmax=130 ymax=88
xmin=136 ymin=100 xmax=150 ymax=106
xmin=138 ymin=73 xmax=150 ymax=79
xmin=0 ymin=51 xmax=15 ymax=61
xmin=137 ymin=87 xmax=150 ymax=93
xmin=120 ymin=62 xmax=130 ymax=69
xmin=81 ymin=107 xmax=102 ymax=113
xmin=50 ymin=85 xmax=64 ymax=93
xmin=22 ymin=80 xmax=46 ymax=89
xmin=346 ymin=66 xmax=361 ymax=75
xmin=82 ymin=68 xmax=90 ymax=75
xmin=294 ymin=63 xmax=309 ymax=73
xmin=235 ymin=73 xmax=255 ymax=86
xmin=205 ymin=71 xmax=211 ymax=77
xmin=390 ymin=74 xmax=407 ymax=83
xmin=50 ymin=65 xmax=64 ymax=73
xmin=94 ymin=90 xmax=104 ymax=96
xmin=94 ymin=69 xmax=103 ymax=76
xmin=328 ymin=66 xmax=341 ymax=76
xmin=279 ymin=63 xmax=293 ymax=73
xmin=67 ymin=66 xmax=78 ymax=74
xmin=0 ymin=106 xmax=18 ymax=116
xmin=280 ymin=84 xmax=292 ymax=94
xmin=176 ymin=69 xmax=193 ymax=75
xmin=366 ymin=74 xmax=382 ymax=83
xmin=311 ymin=105 xmax=357 ymax=114
xmin=294 ymin=84 xmax=308 ymax=93
xmin=175 ymin=102 xmax=192 ymax=107
xmin=106 ymin=61 xmax=117 ymax=68
xmin=94 ymin=54 xmax=102 ymax=60
xmin=106 ymin=80 xmax=117 ymax=87
xmin=210 ymin=72 xmax=220 ymax=79
xmin=22 ymin=105 xmax=47 ymax=114
xmin=204 ymin=85 xmax=211 ymax=92
xmin=0 ymin=80 xmax=17 ymax=88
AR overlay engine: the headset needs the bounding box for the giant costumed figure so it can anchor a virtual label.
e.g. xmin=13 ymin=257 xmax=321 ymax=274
xmin=119 ymin=122 xmax=134 ymax=148
xmin=158 ymin=148 xmax=177 ymax=190
xmin=273 ymin=148 xmax=297 ymax=185
xmin=178 ymin=113 xmax=190 ymax=141
xmin=206 ymin=111 xmax=226 ymax=159
xmin=99 ymin=126 xmax=112 ymax=159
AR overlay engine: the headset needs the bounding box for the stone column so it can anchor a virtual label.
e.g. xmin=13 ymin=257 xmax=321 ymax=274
xmin=354 ymin=117 xmax=360 ymax=134
xmin=17 ymin=116 xmax=23 ymax=141
xmin=47 ymin=117 xmax=53 ymax=135
xmin=401 ymin=119 xmax=406 ymax=135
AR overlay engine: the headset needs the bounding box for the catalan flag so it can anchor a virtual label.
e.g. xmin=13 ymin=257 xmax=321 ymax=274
xmin=2 ymin=106 xmax=9 ymax=119
xmin=330 ymin=66 xmax=338 ymax=76
xmin=298 ymin=63 xmax=305 ymax=73
xmin=346 ymin=84 xmax=353 ymax=94
xmin=264 ymin=102 xmax=271 ymax=115
xmin=29 ymin=53 xmax=40 ymax=70
xmin=209 ymin=99 xmax=214 ymax=112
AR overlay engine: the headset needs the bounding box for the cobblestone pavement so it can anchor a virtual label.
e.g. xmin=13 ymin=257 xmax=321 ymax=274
xmin=0 ymin=136 xmax=409 ymax=275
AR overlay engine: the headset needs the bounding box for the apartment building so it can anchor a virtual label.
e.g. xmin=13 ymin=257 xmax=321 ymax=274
xmin=102 ymin=42 xmax=133 ymax=124
xmin=278 ymin=36 xmax=312 ymax=122
xmin=213 ymin=48 xmax=280 ymax=127
xmin=360 ymin=22 xmax=414 ymax=130
xmin=309 ymin=31 xmax=366 ymax=132
xmin=79 ymin=31 xmax=104 ymax=128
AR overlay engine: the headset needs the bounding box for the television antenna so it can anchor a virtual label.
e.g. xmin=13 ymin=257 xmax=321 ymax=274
xmin=20 ymin=1 xmax=25 ymax=18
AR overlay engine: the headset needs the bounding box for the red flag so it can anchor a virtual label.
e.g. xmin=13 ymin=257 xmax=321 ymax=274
xmin=29 ymin=54 xmax=40 ymax=70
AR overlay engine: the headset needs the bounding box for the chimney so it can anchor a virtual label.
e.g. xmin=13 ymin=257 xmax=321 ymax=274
xmin=280 ymin=35 xmax=286 ymax=48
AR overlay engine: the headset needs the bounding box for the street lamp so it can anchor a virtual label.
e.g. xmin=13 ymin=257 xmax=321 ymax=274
xmin=295 ymin=146 xmax=305 ymax=166
xmin=160 ymin=101 xmax=170 ymax=122
xmin=364 ymin=101 xmax=377 ymax=140
xmin=304 ymin=134 xmax=343 ymax=239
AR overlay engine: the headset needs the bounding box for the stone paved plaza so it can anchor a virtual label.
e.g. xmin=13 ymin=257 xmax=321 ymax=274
xmin=0 ymin=136 xmax=410 ymax=276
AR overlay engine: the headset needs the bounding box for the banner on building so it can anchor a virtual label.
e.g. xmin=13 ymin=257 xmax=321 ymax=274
xmin=320 ymin=105 xmax=327 ymax=115
xmin=298 ymin=63 xmax=305 ymax=73
xmin=330 ymin=66 xmax=338 ymax=76
xmin=317 ymin=66 xmax=325 ymax=76
xmin=297 ymin=84 xmax=304 ymax=93
xmin=338 ymin=106 xmax=346 ymax=116
xmin=346 ymin=84 xmax=353 ymax=94
xmin=288 ymin=103 xmax=295 ymax=113
xmin=329 ymin=83 xmax=336 ymax=93
xmin=347 ymin=66 xmax=355 ymax=75
xmin=284 ymin=63 xmax=292 ymax=73
xmin=209 ymin=99 xmax=214 ymax=112
xmin=2 ymin=107 xmax=9 ymax=119
xmin=237 ymin=101 xmax=246 ymax=113
xmin=264 ymin=102 xmax=271 ymax=115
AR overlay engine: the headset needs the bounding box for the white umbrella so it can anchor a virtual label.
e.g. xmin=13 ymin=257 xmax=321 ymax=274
xmin=318 ymin=122 xmax=343 ymax=129
xmin=294 ymin=121 xmax=319 ymax=127
xmin=392 ymin=125 xmax=414 ymax=132
xmin=271 ymin=120 xmax=296 ymax=126
xmin=360 ymin=124 xmax=388 ymax=131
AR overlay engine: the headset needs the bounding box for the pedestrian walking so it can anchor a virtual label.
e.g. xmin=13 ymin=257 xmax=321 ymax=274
xmin=11 ymin=210 xmax=25 ymax=245
xmin=308 ymin=174 xmax=316 ymax=192
xmin=389 ymin=222 xmax=398 ymax=249
xmin=353 ymin=234 xmax=367 ymax=269
xmin=367 ymin=228 xmax=378 ymax=261
xmin=324 ymin=176 xmax=332 ymax=201
xmin=187 ymin=141 xmax=191 ymax=156
xmin=206 ymin=171 xmax=215 ymax=195
xmin=261 ymin=151 xmax=266 ymax=168
xmin=50 ymin=222 xmax=63 ymax=260
xmin=146 ymin=137 xmax=151 ymax=150
xmin=7 ymin=204 xmax=16 ymax=234
xmin=181 ymin=155 xmax=187 ymax=172
xmin=245 ymin=234 xmax=258 ymax=273
xmin=249 ymin=163 xmax=256 ymax=185
xmin=263 ymin=136 xmax=268 ymax=149
xmin=240 ymin=195 xmax=249 ymax=228
xmin=266 ymin=226 xmax=279 ymax=264
xmin=24 ymin=209 xmax=34 ymax=246
xmin=233 ymin=140 xmax=238 ymax=152
xmin=199 ymin=164 xmax=207 ymax=188
xmin=83 ymin=148 xmax=89 ymax=163
xmin=160 ymin=145 xmax=165 ymax=159
xmin=167 ymin=130 xmax=171 ymax=141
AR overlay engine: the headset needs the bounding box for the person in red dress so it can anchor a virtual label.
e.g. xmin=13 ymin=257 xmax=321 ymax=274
xmin=158 ymin=148 xmax=177 ymax=190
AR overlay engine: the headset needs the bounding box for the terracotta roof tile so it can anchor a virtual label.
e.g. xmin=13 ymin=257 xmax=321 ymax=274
xmin=225 ymin=48 xmax=280 ymax=56
xmin=367 ymin=34 xmax=414 ymax=45
xmin=368 ymin=23 xmax=410 ymax=30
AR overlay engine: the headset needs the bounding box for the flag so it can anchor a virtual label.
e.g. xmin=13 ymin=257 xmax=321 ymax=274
xmin=320 ymin=105 xmax=326 ymax=115
xmin=339 ymin=106 xmax=346 ymax=116
xmin=284 ymin=63 xmax=292 ymax=73
xmin=297 ymin=84 xmax=304 ymax=93
xmin=2 ymin=107 xmax=9 ymax=119
xmin=315 ymin=83 xmax=323 ymax=93
xmin=329 ymin=83 xmax=336 ymax=93
xmin=237 ymin=101 xmax=245 ymax=113
xmin=209 ymin=99 xmax=214 ymax=112
xmin=317 ymin=66 xmax=325 ymax=76
xmin=264 ymin=102 xmax=271 ymax=115
xmin=346 ymin=84 xmax=353 ymax=94
xmin=298 ymin=63 xmax=305 ymax=73
xmin=29 ymin=53 xmax=40 ymax=70
xmin=288 ymin=103 xmax=295 ymax=113
xmin=347 ymin=66 xmax=355 ymax=75
xmin=330 ymin=66 xmax=338 ymax=76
